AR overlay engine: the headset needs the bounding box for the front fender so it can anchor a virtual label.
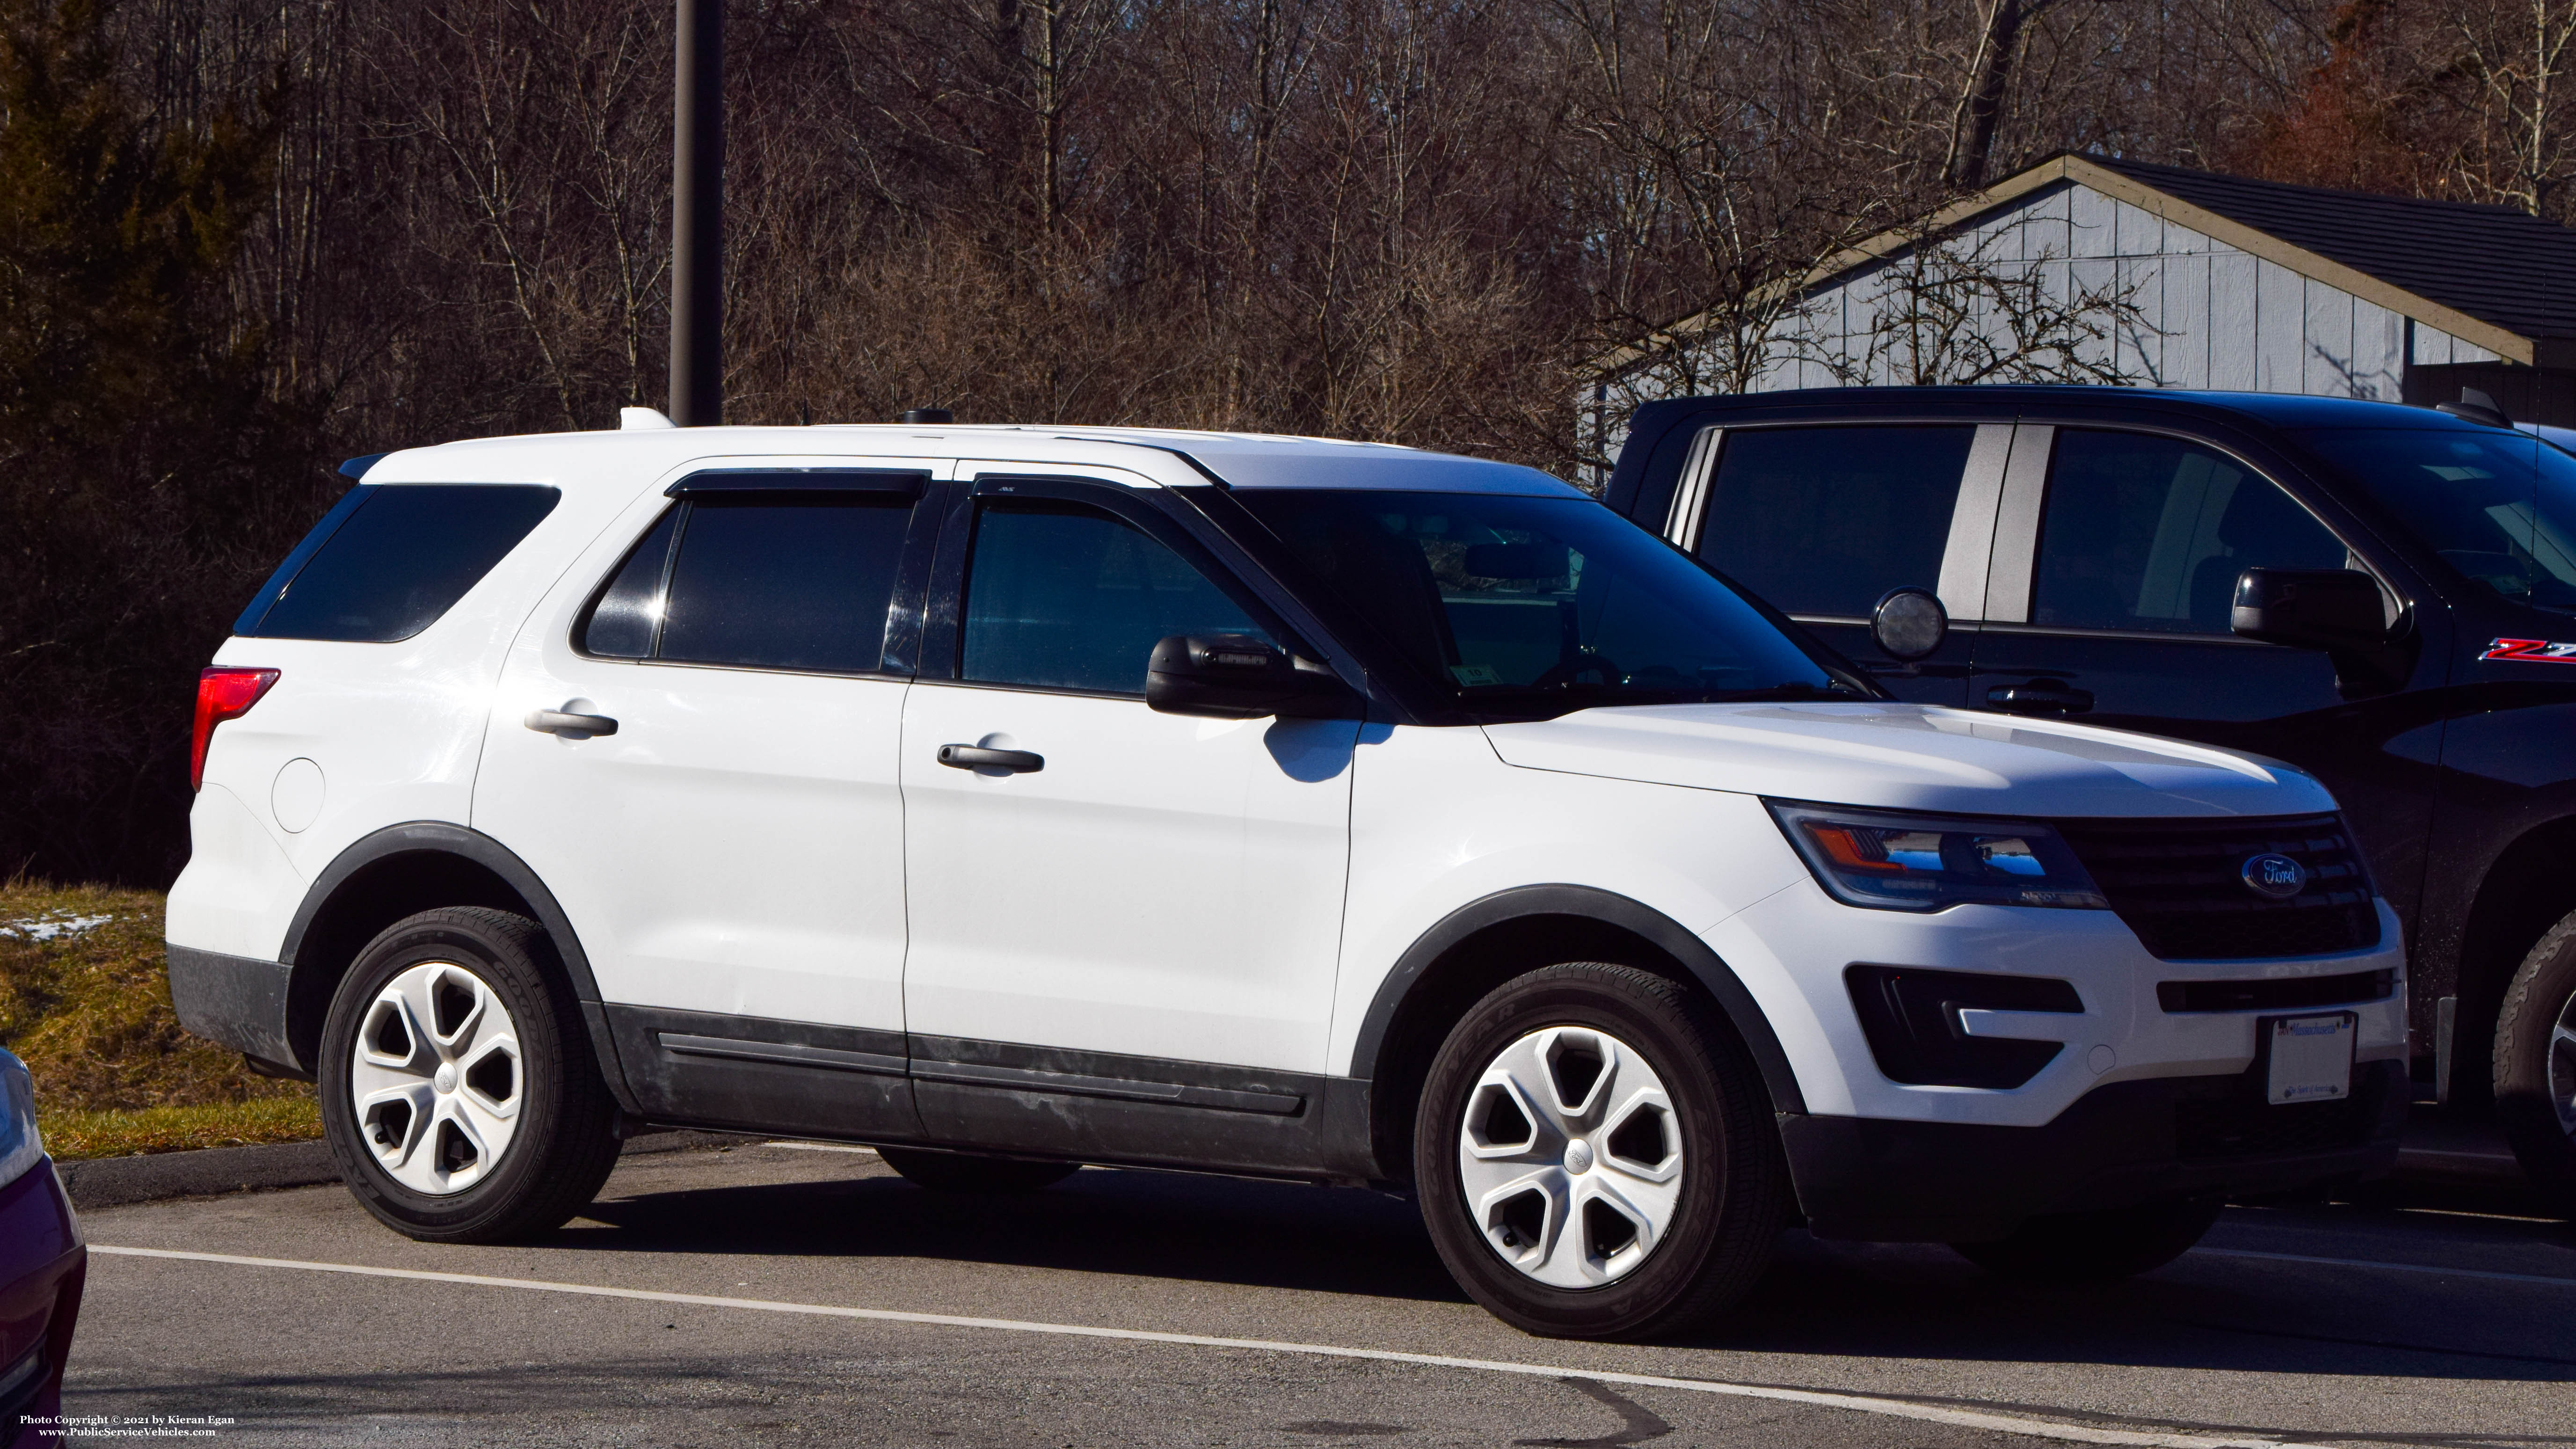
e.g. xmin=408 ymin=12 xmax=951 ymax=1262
xmin=1347 ymin=883 xmax=1808 ymax=1116
xmin=1333 ymin=725 xmax=1812 ymax=1104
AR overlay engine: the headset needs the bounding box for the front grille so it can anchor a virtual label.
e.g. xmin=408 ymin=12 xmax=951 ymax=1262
xmin=2158 ymin=968 xmax=2396 ymax=1014
xmin=2057 ymin=814 xmax=2380 ymax=961
xmin=2176 ymin=1078 xmax=2383 ymax=1159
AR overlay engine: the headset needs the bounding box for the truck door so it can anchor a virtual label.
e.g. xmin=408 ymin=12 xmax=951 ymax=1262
xmin=1969 ymin=424 xmax=2442 ymax=925
xmin=1654 ymin=422 xmax=2010 ymax=704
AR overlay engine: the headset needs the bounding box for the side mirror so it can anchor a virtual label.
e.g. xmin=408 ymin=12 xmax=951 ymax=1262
xmin=2231 ymin=568 xmax=2389 ymax=651
xmin=1871 ymin=587 xmax=1948 ymax=662
xmin=1146 ymin=635 xmax=1358 ymax=719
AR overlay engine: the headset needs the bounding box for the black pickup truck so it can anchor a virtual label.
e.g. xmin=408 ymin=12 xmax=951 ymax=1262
xmin=1606 ymin=386 xmax=2576 ymax=1212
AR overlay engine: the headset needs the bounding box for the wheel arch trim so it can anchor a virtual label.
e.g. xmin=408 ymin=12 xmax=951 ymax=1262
xmin=1350 ymin=884 xmax=1808 ymax=1116
xmin=280 ymin=821 xmax=637 ymax=1111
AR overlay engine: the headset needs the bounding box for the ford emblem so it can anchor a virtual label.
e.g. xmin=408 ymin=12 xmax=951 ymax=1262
xmin=2241 ymin=853 xmax=2307 ymax=900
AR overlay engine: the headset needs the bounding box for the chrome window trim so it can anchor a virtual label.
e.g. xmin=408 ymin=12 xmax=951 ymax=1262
xmin=1936 ymin=424 xmax=2015 ymax=620
xmin=1662 ymin=425 xmax=1723 ymax=547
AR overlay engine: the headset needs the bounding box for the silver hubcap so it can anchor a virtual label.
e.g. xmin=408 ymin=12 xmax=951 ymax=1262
xmin=2551 ymin=985 xmax=2576 ymax=1138
xmin=349 ymin=961 xmax=524 ymax=1195
xmin=1457 ymin=1026 xmax=1683 ymax=1288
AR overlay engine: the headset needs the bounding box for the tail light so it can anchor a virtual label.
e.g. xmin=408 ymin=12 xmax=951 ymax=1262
xmin=191 ymin=668 xmax=279 ymax=791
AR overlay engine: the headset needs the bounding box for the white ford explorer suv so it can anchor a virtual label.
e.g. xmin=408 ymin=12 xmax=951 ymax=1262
xmin=167 ymin=422 xmax=2407 ymax=1340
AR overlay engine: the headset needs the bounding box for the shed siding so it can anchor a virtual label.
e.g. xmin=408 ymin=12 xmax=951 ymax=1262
xmin=1610 ymin=179 xmax=2521 ymax=419
xmin=2209 ymin=251 xmax=2257 ymax=390
xmin=2164 ymin=252 xmax=2211 ymax=387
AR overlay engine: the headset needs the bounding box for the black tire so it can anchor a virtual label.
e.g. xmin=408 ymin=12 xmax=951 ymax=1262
xmin=2495 ymin=909 xmax=2576 ymax=1219
xmin=319 ymin=907 xmax=622 ymax=1243
xmin=878 ymin=1146 xmax=1077 ymax=1193
xmin=1950 ymin=1196 xmax=2222 ymax=1282
xmin=1413 ymin=962 xmax=1786 ymax=1341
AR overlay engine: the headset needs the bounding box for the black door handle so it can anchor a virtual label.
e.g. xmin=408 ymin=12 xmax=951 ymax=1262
xmin=937 ymin=743 xmax=1044 ymax=773
xmin=1985 ymin=681 xmax=2094 ymax=715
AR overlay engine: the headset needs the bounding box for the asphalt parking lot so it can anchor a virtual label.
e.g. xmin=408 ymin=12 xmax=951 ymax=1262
xmin=58 ymin=1140 xmax=2576 ymax=1448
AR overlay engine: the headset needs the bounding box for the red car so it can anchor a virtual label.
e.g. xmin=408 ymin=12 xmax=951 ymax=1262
xmin=0 ymin=1050 xmax=81 ymax=1446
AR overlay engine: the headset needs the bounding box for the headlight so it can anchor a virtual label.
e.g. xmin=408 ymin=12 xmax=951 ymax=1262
xmin=0 ymin=1049 xmax=44 ymax=1190
xmin=1767 ymin=800 xmax=2108 ymax=912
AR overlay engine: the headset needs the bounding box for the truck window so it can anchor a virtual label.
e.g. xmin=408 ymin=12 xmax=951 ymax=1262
xmin=2293 ymin=428 xmax=2576 ymax=612
xmin=1695 ymin=426 xmax=1975 ymax=619
xmin=2030 ymin=431 xmax=2347 ymax=633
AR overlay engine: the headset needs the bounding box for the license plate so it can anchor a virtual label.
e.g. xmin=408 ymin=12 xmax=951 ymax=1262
xmin=2265 ymin=1013 xmax=2357 ymax=1105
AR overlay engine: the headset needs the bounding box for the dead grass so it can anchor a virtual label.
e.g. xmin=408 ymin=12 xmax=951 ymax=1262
xmin=0 ymin=880 xmax=316 ymax=1159
xmin=42 ymin=1097 xmax=324 ymax=1158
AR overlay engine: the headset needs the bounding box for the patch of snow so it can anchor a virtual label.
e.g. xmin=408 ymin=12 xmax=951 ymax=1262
xmin=0 ymin=913 xmax=113 ymax=942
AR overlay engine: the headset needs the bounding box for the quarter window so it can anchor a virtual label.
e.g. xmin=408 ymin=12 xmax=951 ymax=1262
xmin=238 ymin=484 xmax=560 ymax=642
xmin=2031 ymin=430 xmax=2349 ymax=633
xmin=961 ymin=499 xmax=1272 ymax=693
xmin=1696 ymin=426 xmax=1976 ymax=618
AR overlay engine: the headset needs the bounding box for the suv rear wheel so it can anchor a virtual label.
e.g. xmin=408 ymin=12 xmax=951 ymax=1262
xmin=2495 ymin=909 xmax=2576 ymax=1219
xmin=1414 ymin=962 xmax=1785 ymax=1340
xmin=319 ymin=908 xmax=622 ymax=1243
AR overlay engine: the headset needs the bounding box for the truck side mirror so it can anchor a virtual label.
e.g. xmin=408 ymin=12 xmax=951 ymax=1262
xmin=1145 ymin=634 xmax=1359 ymax=719
xmin=2230 ymin=568 xmax=2390 ymax=651
xmin=1870 ymin=587 xmax=1947 ymax=663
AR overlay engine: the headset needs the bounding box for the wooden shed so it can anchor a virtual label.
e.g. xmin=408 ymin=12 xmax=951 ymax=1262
xmin=1596 ymin=153 xmax=2576 ymax=454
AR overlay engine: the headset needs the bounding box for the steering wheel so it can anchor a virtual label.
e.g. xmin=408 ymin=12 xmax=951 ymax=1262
xmin=1530 ymin=653 xmax=1624 ymax=691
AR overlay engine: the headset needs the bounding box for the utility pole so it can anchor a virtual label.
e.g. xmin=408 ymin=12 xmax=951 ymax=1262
xmin=670 ymin=0 xmax=723 ymax=426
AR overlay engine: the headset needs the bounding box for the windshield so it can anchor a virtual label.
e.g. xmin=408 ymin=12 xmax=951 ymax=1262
xmin=1231 ymin=489 xmax=1848 ymax=715
xmin=2294 ymin=428 xmax=2576 ymax=612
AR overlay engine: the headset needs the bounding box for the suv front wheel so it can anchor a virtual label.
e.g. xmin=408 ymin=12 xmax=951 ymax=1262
xmin=319 ymin=907 xmax=623 ymax=1243
xmin=1414 ymin=962 xmax=1785 ymax=1340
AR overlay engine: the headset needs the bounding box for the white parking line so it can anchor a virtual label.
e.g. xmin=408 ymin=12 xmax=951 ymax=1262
xmin=90 ymin=1244 xmax=2277 ymax=1448
xmin=2189 ymin=1246 xmax=2576 ymax=1288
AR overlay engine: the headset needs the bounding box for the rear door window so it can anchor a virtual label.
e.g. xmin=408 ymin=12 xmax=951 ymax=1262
xmin=2030 ymin=430 xmax=2348 ymax=633
xmin=579 ymin=492 xmax=917 ymax=674
xmin=237 ymin=484 xmax=560 ymax=641
xmin=1695 ymin=426 xmax=1976 ymax=618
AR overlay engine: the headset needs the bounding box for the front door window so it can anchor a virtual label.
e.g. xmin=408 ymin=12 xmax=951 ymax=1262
xmin=960 ymin=499 xmax=1275 ymax=691
xmin=2030 ymin=430 xmax=2350 ymax=634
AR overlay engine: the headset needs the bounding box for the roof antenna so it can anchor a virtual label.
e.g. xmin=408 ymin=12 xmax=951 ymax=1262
xmin=2438 ymin=387 xmax=2512 ymax=429
xmin=902 ymin=407 xmax=954 ymax=425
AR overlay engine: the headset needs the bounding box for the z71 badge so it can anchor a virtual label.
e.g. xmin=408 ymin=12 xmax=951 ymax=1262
xmin=2481 ymin=638 xmax=2576 ymax=663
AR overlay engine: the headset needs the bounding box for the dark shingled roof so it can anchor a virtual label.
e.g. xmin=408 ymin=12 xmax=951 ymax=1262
xmin=2084 ymin=154 xmax=2576 ymax=341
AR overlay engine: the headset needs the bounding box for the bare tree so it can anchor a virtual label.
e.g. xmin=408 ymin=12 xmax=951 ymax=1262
xmin=2445 ymin=0 xmax=2576 ymax=219
xmin=1791 ymin=220 xmax=2159 ymax=386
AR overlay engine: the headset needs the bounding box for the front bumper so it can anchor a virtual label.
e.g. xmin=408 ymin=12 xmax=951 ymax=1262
xmin=1704 ymin=881 xmax=2411 ymax=1126
xmin=0 ymin=1160 xmax=86 ymax=1447
xmin=1781 ymin=1057 xmax=2407 ymax=1243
